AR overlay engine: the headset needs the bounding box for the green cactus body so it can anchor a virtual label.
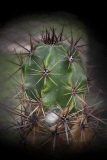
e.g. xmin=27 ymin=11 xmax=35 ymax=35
xmin=24 ymin=41 xmax=87 ymax=112
xmin=6 ymin=27 xmax=102 ymax=151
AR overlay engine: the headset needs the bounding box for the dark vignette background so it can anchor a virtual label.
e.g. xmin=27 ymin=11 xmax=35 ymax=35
xmin=0 ymin=1 xmax=107 ymax=160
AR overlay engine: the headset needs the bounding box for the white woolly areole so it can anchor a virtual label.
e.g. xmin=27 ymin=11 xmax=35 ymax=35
xmin=45 ymin=112 xmax=59 ymax=125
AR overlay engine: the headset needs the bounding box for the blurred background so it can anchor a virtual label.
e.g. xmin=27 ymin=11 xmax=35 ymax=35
xmin=0 ymin=1 xmax=107 ymax=159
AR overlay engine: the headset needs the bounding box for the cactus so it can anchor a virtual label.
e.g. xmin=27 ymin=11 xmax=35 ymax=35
xmin=6 ymin=26 xmax=106 ymax=152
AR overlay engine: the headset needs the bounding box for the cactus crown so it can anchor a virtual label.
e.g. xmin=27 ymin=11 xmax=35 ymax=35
xmin=41 ymin=27 xmax=64 ymax=44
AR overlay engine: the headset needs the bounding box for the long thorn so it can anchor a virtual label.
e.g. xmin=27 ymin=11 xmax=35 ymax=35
xmin=48 ymin=77 xmax=57 ymax=86
xmin=15 ymin=41 xmax=30 ymax=53
xmin=64 ymin=122 xmax=69 ymax=144
xmin=34 ymin=75 xmax=44 ymax=86
xmin=32 ymin=59 xmax=42 ymax=70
